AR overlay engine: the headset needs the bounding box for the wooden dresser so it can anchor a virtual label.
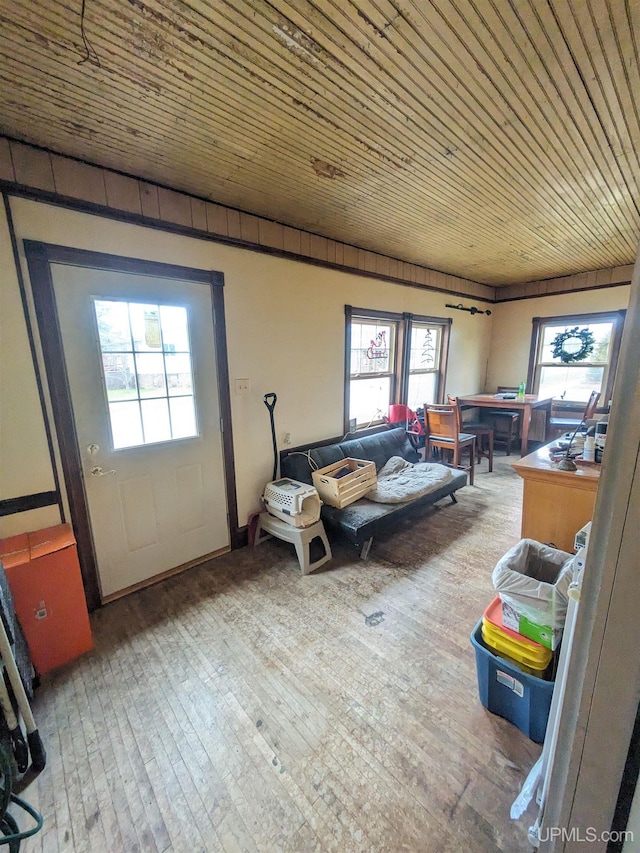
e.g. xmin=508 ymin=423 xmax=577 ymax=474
xmin=512 ymin=442 xmax=601 ymax=553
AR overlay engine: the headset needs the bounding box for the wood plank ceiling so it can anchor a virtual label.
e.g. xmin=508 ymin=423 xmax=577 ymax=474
xmin=0 ymin=0 xmax=638 ymax=285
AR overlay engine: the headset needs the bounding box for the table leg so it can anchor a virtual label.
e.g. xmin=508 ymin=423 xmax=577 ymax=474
xmin=520 ymin=404 xmax=532 ymax=456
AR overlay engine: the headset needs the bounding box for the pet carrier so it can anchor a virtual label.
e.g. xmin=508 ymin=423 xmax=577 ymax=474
xmin=262 ymin=478 xmax=322 ymax=528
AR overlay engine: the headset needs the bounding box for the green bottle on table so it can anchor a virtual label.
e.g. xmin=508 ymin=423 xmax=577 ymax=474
xmin=517 ymin=381 xmax=526 ymax=399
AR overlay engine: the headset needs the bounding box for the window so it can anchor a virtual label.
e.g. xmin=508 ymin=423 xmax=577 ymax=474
xmin=528 ymin=311 xmax=626 ymax=405
xmin=406 ymin=321 xmax=445 ymax=411
xmin=94 ymin=299 xmax=197 ymax=449
xmin=345 ymin=307 xmax=450 ymax=430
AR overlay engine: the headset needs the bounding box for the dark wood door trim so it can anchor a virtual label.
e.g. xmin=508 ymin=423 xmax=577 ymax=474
xmin=24 ymin=242 xmax=100 ymax=610
xmin=23 ymin=241 xmax=239 ymax=609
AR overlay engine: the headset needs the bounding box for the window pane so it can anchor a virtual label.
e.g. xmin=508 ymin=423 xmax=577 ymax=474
xmin=407 ymin=373 xmax=438 ymax=410
xmin=103 ymin=353 xmax=138 ymax=401
xmin=349 ymin=376 xmax=391 ymax=426
xmin=170 ymin=396 xmax=197 ymax=438
xmin=94 ymin=298 xmax=199 ymax=449
xmin=109 ymin=401 xmax=143 ymax=449
xmin=135 ymin=353 xmax=167 ymax=398
xmin=129 ymin=304 xmax=164 ymax=352
xmin=95 ymin=300 xmax=132 ymax=352
xmin=160 ymin=305 xmax=190 ymax=352
xmin=409 ymin=326 xmax=440 ymax=370
xmin=350 ymin=322 xmax=393 ymax=375
xmin=539 ymin=365 xmax=604 ymax=402
xmin=141 ymin=398 xmax=171 ymax=443
xmin=165 ymin=353 xmax=193 ymax=396
xmin=541 ymin=322 xmax=613 ymax=364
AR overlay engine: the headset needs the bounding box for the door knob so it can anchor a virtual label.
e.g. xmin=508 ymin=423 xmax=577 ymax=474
xmin=90 ymin=466 xmax=116 ymax=477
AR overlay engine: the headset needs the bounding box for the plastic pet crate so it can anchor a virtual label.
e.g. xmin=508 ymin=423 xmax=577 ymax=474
xmin=262 ymin=478 xmax=322 ymax=528
xmin=470 ymin=619 xmax=555 ymax=744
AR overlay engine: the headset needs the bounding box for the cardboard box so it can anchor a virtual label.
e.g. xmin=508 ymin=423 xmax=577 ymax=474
xmin=312 ymin=458 xmax=376 ymax=508
xmin=0 ymin=523 xmax=93 ymax=674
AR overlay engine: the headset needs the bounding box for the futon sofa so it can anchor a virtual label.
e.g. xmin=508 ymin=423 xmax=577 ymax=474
xmin=280 ymin=428 xmax=467 ymax=557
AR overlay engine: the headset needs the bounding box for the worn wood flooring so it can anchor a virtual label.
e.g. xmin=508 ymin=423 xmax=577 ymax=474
xmin=20 ymin=455 xmax=541 ymax=852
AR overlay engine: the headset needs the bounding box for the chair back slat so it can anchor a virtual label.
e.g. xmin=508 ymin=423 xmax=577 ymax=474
xmin=424 ymin=404 xmax=459 ymax=440
xmin=584 ymin=390 xmax=600 ymax=421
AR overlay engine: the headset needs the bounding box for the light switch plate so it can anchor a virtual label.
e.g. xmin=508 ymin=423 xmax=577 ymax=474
xmin=235 ymin=378 xmax=251 ymax=396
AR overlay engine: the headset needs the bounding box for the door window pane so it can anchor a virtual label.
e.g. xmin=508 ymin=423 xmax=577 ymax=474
xmin=129 ymin=303 xmax=164 ymax=352
xmin=165 ymin=353 xmax=193 ymax=395
xmin=103 ymin=353 xmax=138 ymax=401
xmin=109 ymin=401 xmax=144 ymax=449
xmin=96 ymin=300 xmax=132 ymax=351
xmin=135 ymin=353 xmax=167 ymax=398
xmin=170 ymin=396 xmax=197 ymax=438
xmin=94 ymin=299 xmax=198 ymax=448
xmin=141 ymin=398 xmax=171 ymax=443
xmin=160 ymin=305 xmax=190 ymax=352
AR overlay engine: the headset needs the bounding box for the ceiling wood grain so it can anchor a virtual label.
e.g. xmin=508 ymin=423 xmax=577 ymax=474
xmin=0 ymin=0 xmax=638 ymax=285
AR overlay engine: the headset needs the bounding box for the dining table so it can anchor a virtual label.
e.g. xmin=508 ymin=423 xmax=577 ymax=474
xmin=457 ymin=393 xmax=553 ymax=457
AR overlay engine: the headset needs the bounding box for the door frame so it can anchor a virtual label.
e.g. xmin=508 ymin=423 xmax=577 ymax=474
xmin=24 ymin=240 xmax=239 ymax=611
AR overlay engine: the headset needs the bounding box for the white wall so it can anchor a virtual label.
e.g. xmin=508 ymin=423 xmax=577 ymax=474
xmin=486 ymin=287 xmax=631 ymax=393
xmin=1 ymin=196 xmax=491 ymax=530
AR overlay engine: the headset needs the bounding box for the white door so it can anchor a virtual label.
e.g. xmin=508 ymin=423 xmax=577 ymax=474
xmin=52 ymin=263 xmax=229 ymax=599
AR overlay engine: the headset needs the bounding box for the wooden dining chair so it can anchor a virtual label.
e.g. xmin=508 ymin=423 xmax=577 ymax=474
xmin=424 ymin=404 xmax=476 ymax=485
xmin=547 ymin=390 xmax=600 ymax=440
xmin=480 ymin=386 xmax=521 ymax=455
xmin=447 ymin=395 xmax=494 ymax=472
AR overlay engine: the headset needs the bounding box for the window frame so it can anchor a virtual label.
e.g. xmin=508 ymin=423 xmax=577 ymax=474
xmin=527 ymin=310 xmax=626 ymax=406
xmin=344 ymin=306 xmax=451 ymax=433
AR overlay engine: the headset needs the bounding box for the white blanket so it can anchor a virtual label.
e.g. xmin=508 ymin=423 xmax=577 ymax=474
xmin=366 ymin=456 xmax=454 ymax=503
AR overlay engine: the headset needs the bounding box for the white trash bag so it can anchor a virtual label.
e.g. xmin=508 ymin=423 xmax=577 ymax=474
xmin=511 ymin=754 xmax=544 ymax=820
xmin=492 ymin=539 xmax=574 ymax=650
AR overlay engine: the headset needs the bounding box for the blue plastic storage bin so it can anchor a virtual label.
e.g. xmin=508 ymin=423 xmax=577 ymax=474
xmin=470 ymin=619 xmax=555 ymax=744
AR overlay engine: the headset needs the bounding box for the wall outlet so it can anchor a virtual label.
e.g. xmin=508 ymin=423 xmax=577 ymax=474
xmin=349 ymin=418 xmax=357 ymax=433
xmin=235 ymin=378 xmax=251 ymax=396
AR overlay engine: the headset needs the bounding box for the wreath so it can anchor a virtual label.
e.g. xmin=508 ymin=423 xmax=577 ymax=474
xmin=550 ymin=326 xmax=596 ymax=364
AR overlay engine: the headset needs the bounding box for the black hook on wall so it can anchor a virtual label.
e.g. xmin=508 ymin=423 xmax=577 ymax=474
xmin=446 ymin=302 xmax=492 ymax=316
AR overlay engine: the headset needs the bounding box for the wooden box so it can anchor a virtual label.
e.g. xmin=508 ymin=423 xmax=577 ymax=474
xmin=312 ymin=458 xmax=377 ymax=508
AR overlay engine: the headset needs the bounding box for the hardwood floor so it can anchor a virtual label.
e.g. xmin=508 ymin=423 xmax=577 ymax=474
xmin=20 ymin=455 xmax=541 ymax=852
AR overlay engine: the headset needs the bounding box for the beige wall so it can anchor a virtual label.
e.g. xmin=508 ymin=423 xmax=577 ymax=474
xmin=0 ymin=205 xmax=60 ymax=535
xmin=2 ymin=192 xmax=631 ymax=537
xmin=486 ymin=286 xmax=632 ymax=393
xmin=0 ymin=196 xmax=491 ymax=530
